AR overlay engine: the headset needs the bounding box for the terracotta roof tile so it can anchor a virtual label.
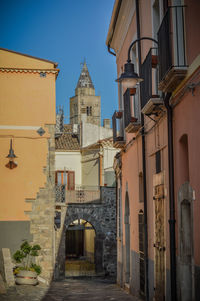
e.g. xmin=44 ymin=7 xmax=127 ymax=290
xmin=55 ymin=124 xmax=80 ymax=151
xmin=82 ymin=137 xmax=117 ymax=150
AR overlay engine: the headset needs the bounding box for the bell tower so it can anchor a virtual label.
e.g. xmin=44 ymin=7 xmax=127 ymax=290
xmin=70 ymin=62 xmax=101 ymax=126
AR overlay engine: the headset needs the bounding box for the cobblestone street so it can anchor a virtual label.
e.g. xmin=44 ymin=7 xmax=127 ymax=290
xmin=0 ymin=277 xmax=141 ymax=301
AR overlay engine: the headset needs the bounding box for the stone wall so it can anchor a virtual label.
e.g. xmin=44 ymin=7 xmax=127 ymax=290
xmin=26 ymin=124 xmax=56 ymax=283
xmin=55 ymin=187 xmax=117 ymax=278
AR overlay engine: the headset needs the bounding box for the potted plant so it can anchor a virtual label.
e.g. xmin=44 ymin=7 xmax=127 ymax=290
xmin=13 ymin=241 xmax=41 ymax=285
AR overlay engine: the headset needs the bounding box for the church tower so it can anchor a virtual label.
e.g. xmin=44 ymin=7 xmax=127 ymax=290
xmin=70 ymin=62 xmax=101 ymax=126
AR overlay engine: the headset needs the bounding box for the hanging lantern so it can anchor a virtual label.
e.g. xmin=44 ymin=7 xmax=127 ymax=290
xmin=5 ymin=139 xmax=17 ymax=169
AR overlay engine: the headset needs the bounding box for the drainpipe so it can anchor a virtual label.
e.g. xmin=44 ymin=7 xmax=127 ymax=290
xmin=107 ymin=45 xmax=116 ymax=57
xmin=164 ymin=92 xmax=177 ymax=301
xmin=135 ymin=1 xmax=149 ymax=300
xmin=99 ymin=152 xmax=103 ymax=187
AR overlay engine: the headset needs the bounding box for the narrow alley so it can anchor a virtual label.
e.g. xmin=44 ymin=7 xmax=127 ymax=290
xmin=1 ymin=277 xmax=141 ymax=301
xmin=1 ymin=0 xmax=200 ymax=300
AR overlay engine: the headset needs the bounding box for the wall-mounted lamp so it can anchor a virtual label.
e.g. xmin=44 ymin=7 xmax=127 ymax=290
xmin=116 ymin=37 xmax=158 ymax=89
xmin=116 ymin=61 xmax=143 ymax=89
xmin=5 ymin=139 xmax=17 ymax=169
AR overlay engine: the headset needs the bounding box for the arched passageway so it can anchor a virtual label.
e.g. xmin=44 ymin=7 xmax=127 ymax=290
xmin=65 ymin=218 xmax=96 ymax=276
xmin=55 ymin=188 xmax=117 ymax=279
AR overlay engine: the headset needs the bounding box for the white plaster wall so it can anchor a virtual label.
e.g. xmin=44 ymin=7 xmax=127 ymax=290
xmin=103 ymin=147 xmax=119 ymax=170
xmin=55 ymin=151 xmax=82 ymax=185
xmin=81 ymin=122 xmax=113 ymax=147
xmin=103 ymin=147 xmax=118 ymax=187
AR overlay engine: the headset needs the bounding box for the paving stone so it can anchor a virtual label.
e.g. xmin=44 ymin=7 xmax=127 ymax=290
xmin=0 ymin=277 xmax=142 ymax=301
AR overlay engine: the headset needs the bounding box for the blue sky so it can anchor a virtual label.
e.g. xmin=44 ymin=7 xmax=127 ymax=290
xmin=0 ymin=0 xmax=117 ymax=124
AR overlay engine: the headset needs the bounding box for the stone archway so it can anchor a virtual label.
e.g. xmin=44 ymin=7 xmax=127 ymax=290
xmin=55 ymin=188 xmax=117 ymax=279
xmin=64 ymin=211 xmax=104 ymax=275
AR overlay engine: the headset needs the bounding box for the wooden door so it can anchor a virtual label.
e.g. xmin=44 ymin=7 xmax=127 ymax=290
xmin=138 ymin=211 xmax=145 ymax=295
xmin=154 ymin=184 xmax=165 ymax=300
xmin=66 ymin=230 xmax=84 ymax=258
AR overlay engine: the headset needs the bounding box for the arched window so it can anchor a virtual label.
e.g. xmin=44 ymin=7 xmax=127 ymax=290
xmin=179 ymin=134 xmax=189 ymax=182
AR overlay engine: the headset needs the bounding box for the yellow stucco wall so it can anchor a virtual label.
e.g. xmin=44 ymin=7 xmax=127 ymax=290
xmin=0 ymin=49 xmax=58 ymax=221
xmin=84 ymin=223 xmax=95 ymax=263
xmin=0 ymin=48 xmax=57 ymax=69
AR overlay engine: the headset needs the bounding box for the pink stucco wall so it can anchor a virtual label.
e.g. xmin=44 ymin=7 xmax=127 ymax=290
xmin=121 ymin=136 xmax=143 ymax=252
xmin=173 ymin=68 xmax=200 ymax=265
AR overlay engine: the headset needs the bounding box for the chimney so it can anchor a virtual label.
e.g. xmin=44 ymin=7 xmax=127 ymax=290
xmin=103 ymin=119 xmax=110 ymax=129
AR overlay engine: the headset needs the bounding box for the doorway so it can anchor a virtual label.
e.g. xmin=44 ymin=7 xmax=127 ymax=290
xmin=138 ymin=210 xmax=145 ymax=295
xmin=124 ymin=192 xmax=130 ymax=284
xmin=65 ymin=219 xmax=96 ymax=277
xmin=154 ymin=184 xmax=165 ymax=301
xmin=178 ymin=182 xmax=194 ymax=301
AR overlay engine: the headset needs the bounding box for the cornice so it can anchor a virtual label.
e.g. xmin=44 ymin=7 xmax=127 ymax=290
xmin=0 ymin=67 xmax=59 ymax=75
xmin=111 ymin=0 xmax=136 ymax=55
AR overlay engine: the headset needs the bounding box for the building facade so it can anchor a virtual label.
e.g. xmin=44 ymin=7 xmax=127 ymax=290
xmin=54 ymin=63 xmax=118 ymax=278
xmin=0 ymin=48 xmax=59 ymax=282
xmin=107 ymin=0 xmax=200 ymax=300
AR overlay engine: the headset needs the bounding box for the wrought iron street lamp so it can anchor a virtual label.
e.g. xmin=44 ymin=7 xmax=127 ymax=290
xmin=116 ymin=37 xmax=158 ymax=89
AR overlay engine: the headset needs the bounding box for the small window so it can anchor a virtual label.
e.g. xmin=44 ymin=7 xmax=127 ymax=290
xmin=56 ymin=171 xmax=75 ymax=190
xmin=40 ymin=72 xmax=46 ymax=78
xmin=155 ymin=150 xmax=161 ymax=174
xmin=87 ymin=106 xmax=92 ymax=116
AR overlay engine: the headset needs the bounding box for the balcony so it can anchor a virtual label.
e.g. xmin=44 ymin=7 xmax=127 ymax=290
xmin=140 ymin=48 xmax=164 ymax=116
xmin=158 ymin=5 xmax=187 ymax=92
xmin=124 ymin=88 xmax=141 ymax=133
xmin=112 ymin=110 xmax=125 ymax=148
xmin=55 ymin=185 xmax=101 ymax=204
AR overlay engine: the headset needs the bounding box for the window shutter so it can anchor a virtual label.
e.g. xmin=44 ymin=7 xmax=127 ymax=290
xmin=68 ymin=171 xmax=75 ymax=190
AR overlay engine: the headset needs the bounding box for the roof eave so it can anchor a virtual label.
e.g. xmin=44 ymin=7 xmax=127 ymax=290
xmin=106 ymin=0 xmax=122 ymax=49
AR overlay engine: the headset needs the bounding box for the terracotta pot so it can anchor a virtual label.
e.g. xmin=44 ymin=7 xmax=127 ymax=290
xmin=15 ymin=270 xmax=38 ymax=285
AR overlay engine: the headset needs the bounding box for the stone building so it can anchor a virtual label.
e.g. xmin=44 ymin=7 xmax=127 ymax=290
xmin=70 ymin=62 xmax=101 ymax=126
xmin=54 ymin=63 xmax=119 ymax=278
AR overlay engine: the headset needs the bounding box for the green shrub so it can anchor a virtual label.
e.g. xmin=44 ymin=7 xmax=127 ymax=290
xmin=13 ymin=241 xmax=42 ymax=275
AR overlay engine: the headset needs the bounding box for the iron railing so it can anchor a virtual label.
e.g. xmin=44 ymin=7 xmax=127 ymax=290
xmin=124 ymin=89 xmax=132 ymax=128
xmin=55 ymin=184 xmax=65 ymax=203
xmin=55 ymin=185 xmax=101 ymax=204
xmin=140 ymin=48 xmax=159 ymax=109
xmin=112 ymin=110 xmax=124 ymax=143
xmin=158 ymin=5 xmax=187 ymax=82
xmin=66 ymin=186 xmax=101 ymax=203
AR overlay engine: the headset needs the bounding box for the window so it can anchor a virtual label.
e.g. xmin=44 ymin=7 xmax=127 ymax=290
xmin=56 ymin=171 xmax=75 ymax=190
xmin=87 ymin=106 xmax=92 ymax=116
xmin=40 ymin=72 xmax=46 ymax=78
xmin=179 ymin=134 xmax=189 ymax=182
xmin=155 ymin=150 xmax=161 ymax=174
xmin=139 ymin=172 xmax=144 ymax=202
